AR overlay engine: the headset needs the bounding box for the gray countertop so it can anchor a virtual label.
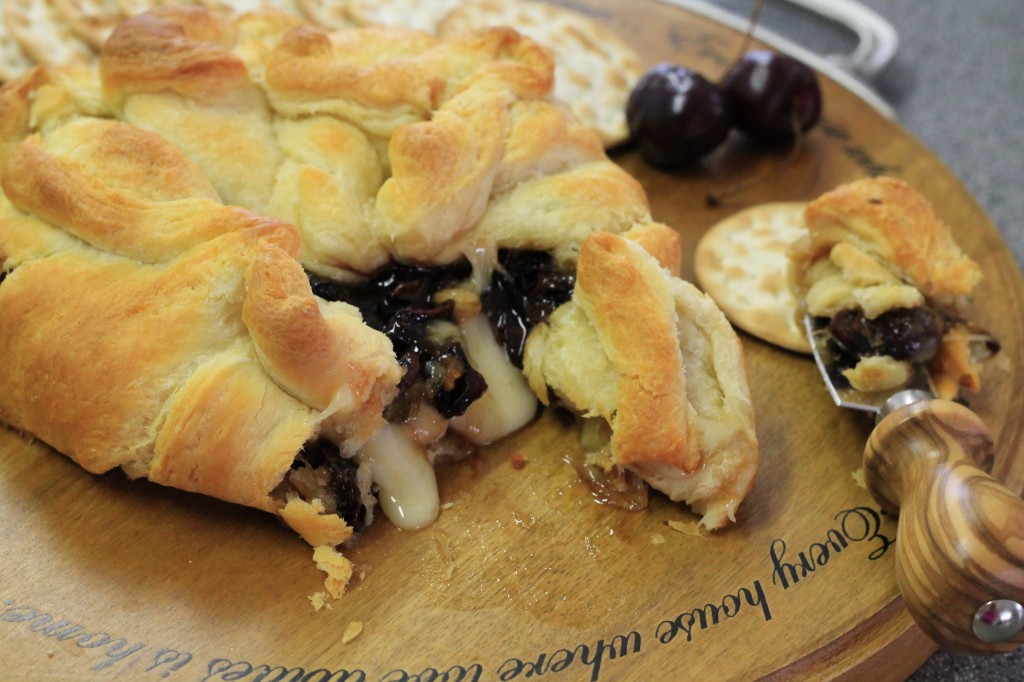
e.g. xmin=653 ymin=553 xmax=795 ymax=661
xmin=703 ymin=0 xmax=1024 ymax=679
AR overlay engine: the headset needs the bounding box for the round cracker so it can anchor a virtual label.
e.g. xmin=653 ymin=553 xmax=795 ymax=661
xmin=4 ymin=0 xmax=94 ymax=68
xmin=115 ymin=0 xmax=196 ymax=19
xmin=0 ymin=12 xmax=35 ymax=82
xmin=197 ymin=0 xmax=303 ymax=17
xmin=437 ymin=0 xmax=642 ymax=148
xmin=53 ymin=0 xmax=125 ymax=51
xmin=694 ymin=202 xmax=811 ymax=353
xmin=297 ymin=0 xmax=357 ymax=30
xmin=343 ymin=0 xmax=460 ymax=32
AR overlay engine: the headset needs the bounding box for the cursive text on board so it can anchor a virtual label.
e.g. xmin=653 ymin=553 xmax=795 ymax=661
xmin=2 ymin=505 xmax=895 ymax=681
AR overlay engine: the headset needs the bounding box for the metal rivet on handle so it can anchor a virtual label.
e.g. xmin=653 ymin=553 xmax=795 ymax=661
xmin=973 ymin=600 xmax=1024 ymax=644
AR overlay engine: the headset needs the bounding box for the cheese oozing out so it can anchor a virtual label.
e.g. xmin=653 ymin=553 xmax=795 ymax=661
xmin=352 ymin=312 xmax=538 ymax=530
xmin=449 ymin=314 xmax=539 ymax=444
xmin=355 ymin=423 xmax=439 ymax=531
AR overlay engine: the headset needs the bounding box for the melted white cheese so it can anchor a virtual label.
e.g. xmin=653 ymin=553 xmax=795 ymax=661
xmin=449 ymin=314 xmax=538 ymax=444
xmin=356 ymin=423 xmax=439 ymax=531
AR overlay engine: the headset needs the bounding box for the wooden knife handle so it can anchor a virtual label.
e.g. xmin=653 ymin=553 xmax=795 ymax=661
xmin=864 ymin=398 xmax=1024 ymax=654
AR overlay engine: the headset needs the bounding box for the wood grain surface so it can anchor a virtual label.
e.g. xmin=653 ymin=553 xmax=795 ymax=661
xmin=2 ymin=0 xmax=1023 ymax=680
xmin=865 ymin=400 xmax=1024 ymax=655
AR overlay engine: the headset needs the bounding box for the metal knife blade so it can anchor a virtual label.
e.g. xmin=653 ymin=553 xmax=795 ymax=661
xmin=803 ymin=314 xmax=933 ymax=415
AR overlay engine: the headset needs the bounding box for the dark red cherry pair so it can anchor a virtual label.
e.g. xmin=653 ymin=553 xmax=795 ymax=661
xmin=625 ymin=50 xmax=822 ymax=169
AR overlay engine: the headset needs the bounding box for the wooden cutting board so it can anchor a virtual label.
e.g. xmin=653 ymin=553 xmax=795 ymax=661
xmin=2 ymin=1 xmax=1022 ymax=680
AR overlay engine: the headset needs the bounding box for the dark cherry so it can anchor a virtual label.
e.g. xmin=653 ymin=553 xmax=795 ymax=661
xmin=481 ymin=249 xmax=575 ymax=368
xmin=828 ymin=307 xmax=944 ymax=364
xmin=308 ymin=261 xmax=487 ymax=420
xmin=720 ymin=50 xmax=822 ymax=144
xmin=294 ymin=438 xmax=369 ymax=532
xmin=625 ymin=63 xmax=733 ymax=168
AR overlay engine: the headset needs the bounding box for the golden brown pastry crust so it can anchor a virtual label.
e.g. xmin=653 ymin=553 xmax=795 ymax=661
xmin=575 ymin=232 xmax=695 ymax=472
xmin=93 ymin=8 xmax=649 ymax=276
xmin=242 ymin=243 xmax=397 ymax=427
xmin=435 ymin=0 xmax=643 ymax=147
xmin=2 ymin=122 xmax=277 ymax=263
xmin=795 ymin=176 xmax=981 ymax=301
xmin=625 ymin=222 xmax=684 ymax=278
xmin=632 ymin=273 xmax=759 ymax=529
xmin=261 ymin=23 xmax=553 ymax=120
xmin=100 ymin=7 xmax=255 ymax=107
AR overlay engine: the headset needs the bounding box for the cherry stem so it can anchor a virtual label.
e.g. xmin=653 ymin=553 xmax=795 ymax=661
xmin=705 ymin=113 xmax=805 ymax=208
xmin=734 ymin=0 xmax=764 ymax=66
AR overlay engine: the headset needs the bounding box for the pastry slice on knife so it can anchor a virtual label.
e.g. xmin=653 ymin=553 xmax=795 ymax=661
xmin=0 ymin=8 xmax=759 ymax=601
xmin=789 ymin=176 xmax=999 ymax=401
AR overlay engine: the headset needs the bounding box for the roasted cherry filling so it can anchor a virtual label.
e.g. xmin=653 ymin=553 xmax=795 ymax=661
xmin=826 ymin=306 xmax=944 ymax=364
xmin=309 ymin=260 xmax=486 ymax=420
xmin=289 ymin=438 xmax=370 ymax=532
xmin=481 ymin=249 xmax=575 ymax=367
xmin=309 ymin=260 xmax=471 ymax=329
xmin=382 ymin=303 xmax=486 ymax=420
xmin=308 ymin=250 xmax=574 ymax=418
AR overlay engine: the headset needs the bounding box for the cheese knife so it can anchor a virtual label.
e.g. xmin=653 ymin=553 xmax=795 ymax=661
xmin=804 ymin=314 xmax=1024 ymax=654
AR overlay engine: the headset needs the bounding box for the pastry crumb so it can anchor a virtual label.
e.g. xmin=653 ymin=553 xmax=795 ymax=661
xmin=308 ymin=591 xmax=333 ymax=611
xmin=851 ymin=468 xmax=866 ymax=489
xmin=440 ymin=501 xmax=454 ymax=511
xmin=665 ymin=518 xmax=708 ymax=538
xmin=510 ymin=452 xmax=527 ymax=470
xmin=342 ymin=621 xmax=363 ymax=644
xmin=313 ymin=545 xmax=354 ymax=602
xmin=650 ymin=533 xmax=666 ymax=545
xmin=46 ymin=649 xmax=55 ymax=659
xmin=433 ymin=528 xmax=455 ymax=581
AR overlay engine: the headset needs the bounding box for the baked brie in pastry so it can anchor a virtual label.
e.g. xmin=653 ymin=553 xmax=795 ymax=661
xmin=0 ymin=7 xmax=759 ymax=599
xmin=790 ymin=176 xmax=999 ymax=399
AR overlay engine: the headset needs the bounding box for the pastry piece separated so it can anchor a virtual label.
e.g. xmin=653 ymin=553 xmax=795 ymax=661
xmin=789 ymin=176 xmax=999 ymax=399
xmin=0 ymin=8 xmax=759 ymax=598
xmin=525 ymin=233 xmax=758 ymax=529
